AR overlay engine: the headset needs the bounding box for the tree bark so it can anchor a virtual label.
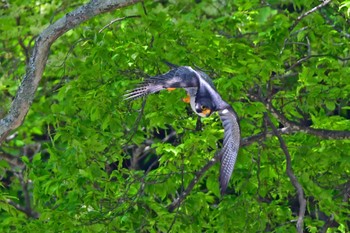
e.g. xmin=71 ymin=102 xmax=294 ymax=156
xmin=0 ymin=0 xmax=142 ymax=143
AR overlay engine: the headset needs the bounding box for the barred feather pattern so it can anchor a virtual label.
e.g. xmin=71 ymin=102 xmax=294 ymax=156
xmin=124 ymin=67 xmax=199 ymax=101
xmin=218 ymin=107 xmax=240 ymax=195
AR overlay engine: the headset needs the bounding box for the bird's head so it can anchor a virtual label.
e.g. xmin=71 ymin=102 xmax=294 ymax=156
xmin=195 ymin=98 xmax=214 ymax=117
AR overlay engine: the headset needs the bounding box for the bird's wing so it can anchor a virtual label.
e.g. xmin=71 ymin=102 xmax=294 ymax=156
xmin=124 ymin=66 xmax=200 ymax=100
xmin=218 ymin=105 xmax=240 ymax=195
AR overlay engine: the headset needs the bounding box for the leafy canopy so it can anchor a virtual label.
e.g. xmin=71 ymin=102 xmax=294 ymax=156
xmin=1 ymin=0 xmax=350 ymax=232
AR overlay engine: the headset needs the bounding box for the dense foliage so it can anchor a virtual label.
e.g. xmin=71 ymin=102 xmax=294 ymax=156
xmin=1 ymin=0 xmax=350 ymax=232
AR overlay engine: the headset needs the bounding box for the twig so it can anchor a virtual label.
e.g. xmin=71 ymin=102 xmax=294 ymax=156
xmin=167 ymin=157 xmax=219 ymax=212
xmin=290 ymin=26 xmax=309 ymax=36
xmin=256 ymin=143 xmax=262 ymax=196
xmin=167 ymin=150 xmax=186 ymax=231
xmin=289 ymin=0 xmax=332 ymax=32
xmin=10 ymin=171 xmax=39 ymax=218
xmin=55 ymin=38 xmax=89 ymax=68
xmin=306 ymin=54 xmax=350 ymax=61
xmin=305 ymin=36 xmax=311 ymax=56
xmin=284 ymin=36 xmax=310 ymax=71
xmin=280 ymin=27 xmax=309 ymax=55
xmin=241 ymin=126 xmax=295 ymax=146
xmin=286 ymin=54 xmax=350 ymax=71
xmin=264 ymin=112 xmax=306 ymax=233
xmin=18 ymin=172 xmax=32 ymax=215
xmin=319 ymin=214 xmax=336 ymax=233
xmin=286 ymin=56 xmax=310 ymax=71
xmin=98 ymin=15 xmax=141 ymax=33
xmin=320 ymin=9 xmax=350 ymax=39
xmin=141 ymin=1 xmax=148 ymax=15
xmin=167 ymin=207 xmax=180 ymax=232
xmin=125 ymin=98 xmax=147 ymax=144
xmin=166 ymin=152 xmax=185 ymax=233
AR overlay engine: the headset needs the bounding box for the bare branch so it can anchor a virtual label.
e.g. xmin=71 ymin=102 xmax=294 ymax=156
xmin=0 ymin=152 xmax=24 ymax=168
xmin=248 ymin=91 xmax=350 ymax=140
xmin=0 ymin=0 xmax=142 ymax=144
xmin=264 ymin=112 xmax=306 ymax=233
xmin=99 ymin=15 xmax=141 ymax=33
xmin=18 ymin=172 xmax=32 ymax=216
xmin=320 ymin=9 xmax=350 ymax=39
xmin=265 ymin=101 xmax=350 ymax=140
xmin=241 ymin=126 xmax=296 ymax=146
xmin=6 ymin=200 xmax=38 ymax=218
xmin=7 ymin=170 xmax=40 ymax=219
xmin=286 ymin=54 xmax=350 ymax=71
xmin=289 ymin=0 xmax=332 ymax=32
xmin=320 ymin=214 xmax=336 ymax=233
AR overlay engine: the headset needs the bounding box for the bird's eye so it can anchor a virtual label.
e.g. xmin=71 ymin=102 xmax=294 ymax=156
xmin=201 ymin=105 xmax=207 ymax=110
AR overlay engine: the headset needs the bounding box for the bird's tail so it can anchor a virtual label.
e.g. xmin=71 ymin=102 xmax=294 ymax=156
xmin=124 ymin=69 xmax=178 ymax=101
xmin=124 ymin=76 xmax=170 ymax=100
xmin=124 ymin=83 xmax=164 ymax=101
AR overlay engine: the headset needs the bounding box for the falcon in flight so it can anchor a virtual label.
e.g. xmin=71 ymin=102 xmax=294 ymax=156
xmin=124 ymin=66 xmax=240 ymax=195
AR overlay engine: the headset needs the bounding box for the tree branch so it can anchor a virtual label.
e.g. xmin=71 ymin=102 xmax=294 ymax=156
xmin=98 ymin=15 xmax=141 ymax=33
xmin=320 ymin=9 xmax=350 ymax=39
xmin=6 ymin=200 xmax=38 ymax=218
xmin=264 ymin=112 xmax=306 ymax=233
xmin=0 ymin=0 xmax=142 ymax=144
xmin=289 ymin=0 xmax=332 ymax=32
xmin=0 ymin=151 xmax=24 ymax=168
xmin=165 ymin=125 xmax=309 ymax=212
xmin=286 ymin=54 xmax=350 ymax=72
xmin=320 ymin=214 xmax=336 ymax=233
xmin=9 ymin=170 xmax=40 ymax=218
xmin=241 ymin=126 xmax=296 ymax=146
xmin=167 ymin=157 xmax=219 ymax=212
xmin=265 ymin=101 xmax=350 ymax=140
xmin=248 ymin=91 xmax=350 ymax=140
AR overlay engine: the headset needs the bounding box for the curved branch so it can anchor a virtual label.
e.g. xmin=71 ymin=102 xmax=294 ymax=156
xmin=289 ymin=0 xmax=332 ymax=32
xmin=248 ymin=91 xmax=350 ymax=140
xmin=166 ymin=126 xmax=306 ymax=212
xmin=264 ymin=112 xmax=306 ymax=233
xmin=0 ymin=0 xmax=142 ymax=143
xmin=320 ymin=214 xmax=336 ymax=233
xmin=241 ymin=126 xmax=298 ymax=146
xmin=99 ymin=15 xmax=141 ymax=33
xmin=266 ymin=101 xmax=350 ymax=140
xmin=6 ymin=200 xmax=39 ymax=219
xmin=286 ymin=54 xmax=350 ymax=72
xmin=167 ymin=157 xmax=219 ymax=212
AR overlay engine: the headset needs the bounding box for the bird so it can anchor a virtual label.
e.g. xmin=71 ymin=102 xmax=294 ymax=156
xmin=124 ymin=66 xmax=240 ymax=195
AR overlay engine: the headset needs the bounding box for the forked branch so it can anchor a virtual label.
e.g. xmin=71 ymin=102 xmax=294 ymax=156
xmin=0 ymin=0 xmax=142 ymax=144
xmin=289 ymin=0 xmax=332 ymax=31
xmin=264 ymin=112 xmax=306 ymax=233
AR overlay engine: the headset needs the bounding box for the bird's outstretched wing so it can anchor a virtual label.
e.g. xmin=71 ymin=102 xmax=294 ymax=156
xmin=124 ymin=66 xmax=199 ymax=100
xmin=218 ymin=105 xmax=240 ymax=195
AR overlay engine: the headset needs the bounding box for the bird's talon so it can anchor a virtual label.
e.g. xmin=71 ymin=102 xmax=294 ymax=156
xmin=182 ymin=95 xmax=191 ymax=103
